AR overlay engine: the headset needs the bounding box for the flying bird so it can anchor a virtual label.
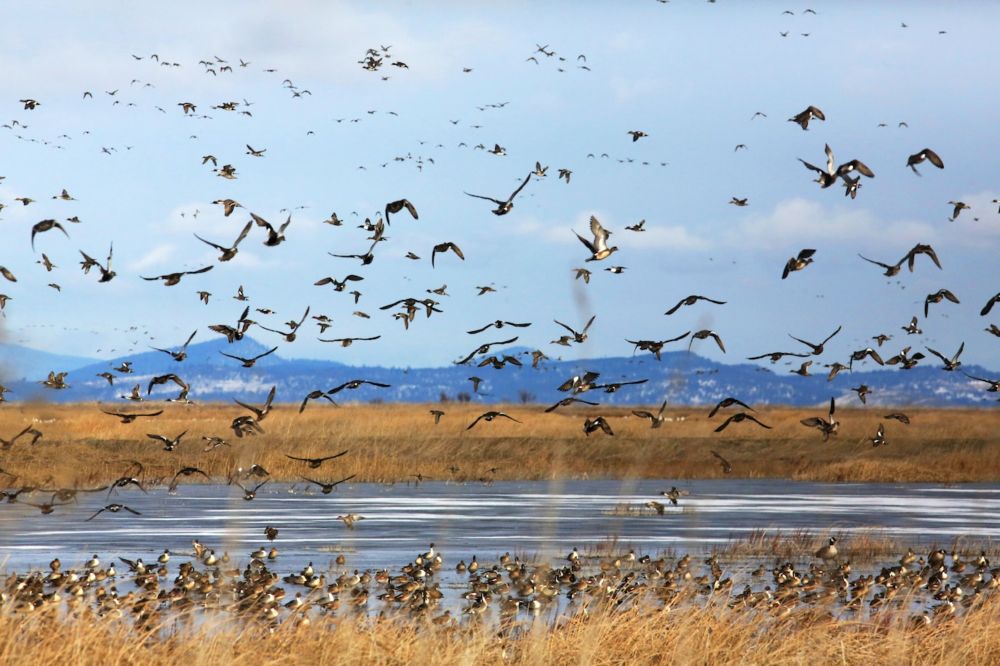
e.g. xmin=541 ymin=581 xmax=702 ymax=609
xmin=575 ymin=216 xmax=618 ymax=261
xmin=142 ymin=265 xmax=213 ymax=286
xmin=30 ymin=220 xmax=69 ymax=250
xmin=788 ymin=105 xmax=825 ymax=130
xmin=464 ymin=172 xmax=532 ymax=215
xmin=466 ymin=411 xmax=521 ymax=429
xmin=906 ymin=148 xmax=944 ymax=175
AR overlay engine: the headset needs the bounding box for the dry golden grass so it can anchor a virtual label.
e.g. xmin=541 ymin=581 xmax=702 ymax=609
xmin=2 ymin=402 xmax=1000 ymax=487
xmin=712 ymin=529 xmax=1000 ymax=562
xmin=3 ymin=595 xmax=999 ymax=666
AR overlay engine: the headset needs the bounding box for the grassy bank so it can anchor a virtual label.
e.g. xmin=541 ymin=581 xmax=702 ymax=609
xmin=1 ymin=403 xmax=998 ymax=487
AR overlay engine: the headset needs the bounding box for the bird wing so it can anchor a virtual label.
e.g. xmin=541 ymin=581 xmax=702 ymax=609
xmin=574 ymin=231 xmax=597 ymax=254
xmin=923 ymin=148 xmax=944 ymax=168
xmin=464 ymin=192 xmax=503 ymax=205
xmin=980 ymin=294 xmax=1000 ymax=316
xmin=507 ymin=172 xmax=532 ymax=202
xmin=193 ymin=233 xmax=225 ymax=251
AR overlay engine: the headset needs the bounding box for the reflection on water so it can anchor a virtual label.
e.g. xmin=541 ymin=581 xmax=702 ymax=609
xmin=0 ymin=479 xmax=997 ymax=573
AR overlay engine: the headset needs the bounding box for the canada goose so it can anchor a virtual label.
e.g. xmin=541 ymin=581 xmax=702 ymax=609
xmin=782 ymin=249 xmax=816 ymax=279
xmin=815 ymin=537 xmax=838 ymax=561
xmin=627 ymin=130 xmax=648 ymax=142
xmin=575 ymin=216 xmax=618 ymax=261
xmin=464 ymin=172 xmax=532 ymax=215
xmin=664 ymin=294 xmax=726 ymax=315
xmin=714 ymin=412 xmax=771 ymax=432
xmin=906 ymin=148 xmax=944 ymax=175
xmin=925 ymin=343 xmax=964 ymax=371
xmin=558 ymin=168 xmax=572 ymax=182
xmin=924 ymin=288 xmax=960 ymax=317
xmin=429 ymin=409 xmax=445 ymax=424
xmin=466 ymin=411 xmax=521 ymax=429
xmin=788 ymin=105 xmax=825 ymax=130
xmin=285 ymin=450 xmax=349 ymax=469
xmin=800 ymin=397 xmax=839 ymax=441
xmin=625 ymin=219 xmax=646 ymax=231
xmin=851 ymin=384 xmax=871 ymax=404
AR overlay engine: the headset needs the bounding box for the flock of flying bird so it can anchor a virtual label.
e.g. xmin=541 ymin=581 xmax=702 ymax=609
xmin=0 ymin=18 xmax=999 ymax=522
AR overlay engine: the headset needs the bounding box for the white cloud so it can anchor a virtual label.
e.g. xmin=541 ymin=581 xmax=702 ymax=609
xmin=126 ymin=243 xmax=175 ymax=271
xmin=727 ymin=198 xmax=938 ymax=251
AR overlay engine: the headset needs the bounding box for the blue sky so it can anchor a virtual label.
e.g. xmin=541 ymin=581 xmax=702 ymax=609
xmin=1 ymin=1 xmax=998 ymax=371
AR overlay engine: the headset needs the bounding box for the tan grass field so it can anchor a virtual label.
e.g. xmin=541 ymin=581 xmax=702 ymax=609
xmin=2 ymin=596 xmax=998 ymax=666
xmin=1 ymin=402 xmax=999 ymax=486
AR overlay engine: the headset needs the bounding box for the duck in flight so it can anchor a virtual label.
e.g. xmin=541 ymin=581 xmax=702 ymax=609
xmin=142 ymin=265 xmax=213 ymax=286
xmin=788 ymin=105 xmax=825 ymax=130
xmin=464 ymin=172 xmax=532 ymax=215
xmin=219 ymin=346 xmax=278 ymax=367
xmin=285 ymin=450 xmax=349 ymax=469
xmin=194 ymin=220 xmax=252 ymax=261
xmin=575 ymin=216 xmax=618 ymax=261
xmin=664 ymin=294 xmax=726 ymax=315
xmin=150 ymin=330 xmax=197 ymax=361
xmin=906 ymin=148 xmax=944 ymax=175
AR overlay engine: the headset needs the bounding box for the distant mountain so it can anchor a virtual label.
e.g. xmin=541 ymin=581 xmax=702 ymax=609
xmin=1 ymin=337 xmax=996 ymax=407
xmin=0 ymin=343 xmax=98 ymax=383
